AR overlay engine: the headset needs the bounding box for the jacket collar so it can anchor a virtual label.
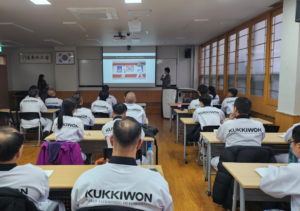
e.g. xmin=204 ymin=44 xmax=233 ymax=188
xmin=0 ymin=164 xmax=17 ymax=171
xmin=113 ymin=116 xmax=123 ymax=121
xmin=109 ymin=156 xmax=137 ymax=166
xmin=47 ymin=96 xmax=56 ymax=99
xmin=76 ymin=105 xmax=82 ymax=109
xmin=236 ymin=115 xmax=250 ymax=119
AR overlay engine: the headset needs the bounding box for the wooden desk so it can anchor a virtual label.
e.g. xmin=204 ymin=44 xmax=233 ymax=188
xmin=94 ymin=118 xmax=149 ymax=126
xmin=0 ymin=109 xmax=60 ymax=121
xmin=223 ymin=117 xmax=273 ymax=125
xmin=173 ymin=110 xmax=190 ymax=144
xmin=222 ymin=163 xmax=289 ymax=211
xmin=200 ymin=132 xmax=289 ymax=196
xmin=38 ymin=165 xmax=164 ymax=189
xmin=168 ymin=103 xmax=190 ymax=131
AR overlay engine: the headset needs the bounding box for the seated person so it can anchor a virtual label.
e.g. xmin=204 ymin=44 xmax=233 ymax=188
xmin=188 ymin=84 xmax=213 ymax=110
xmin=52 ymin=98 xmax=84 ymax=143
xmin=221 ymin=88 xmax=238 ymax=116
xmin=71 ymin=117 xmax=173 ymax=211
xmin=0 ymin=127 xmax=65 ymax=211
xmin=25 ymin=85 xmax=42 ymax=100
xmin=20 ymin=89 xmax=52 ymax=139
xmin=124 ymin=92 xmax=146 ymax=124
xmin=102 ymin=103 xmax=146 ymax=164
xmin=72 ymin=92 xmax=95 ymax=128
xmin=97 ymin=85 xmax=117 ymax=106
xmin=212 ymin=97 xmax=265 ymax=170
xmin=208 ymin=86 xmax=220 ymax=105
xmin=260 ymin=125 xmax=300 ymax=211
xmin=45 ymin=88 xmax=63 ymax=107
xmin=124 ymin=90 xmax=131 ymax=102
xmin=92 ymin=90 xmax=113 ymax=118
xmin=193 ymin=94 xmax=225 ymax=130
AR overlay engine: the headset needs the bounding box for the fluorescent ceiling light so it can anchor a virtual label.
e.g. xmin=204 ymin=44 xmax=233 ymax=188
xmin=125 ymin=0 xmax=142 ymax=3
xmin=30 ymin=0 xmax=51 ymax=5
xmin=194 ymin=19 xmax=209 ymax=22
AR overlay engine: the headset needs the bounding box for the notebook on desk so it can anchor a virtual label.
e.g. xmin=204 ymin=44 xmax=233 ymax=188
xmin=255 ymin=167 xmax=268 ymax=177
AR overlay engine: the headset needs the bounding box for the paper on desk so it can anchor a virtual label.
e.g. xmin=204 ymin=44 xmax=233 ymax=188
xmin=278 ymin=133 xmax=286 ymax=138
xmin=43 ymin=170 xmax=54 ymax=177
xmin=255 ymin=167 xmax=267 ymax=177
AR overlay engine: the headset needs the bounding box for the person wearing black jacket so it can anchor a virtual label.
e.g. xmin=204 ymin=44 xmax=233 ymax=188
xmin=37 ymin=74 xmax=48 ymax=102
xmin=160 ymin=67 xmax=171 ymax=89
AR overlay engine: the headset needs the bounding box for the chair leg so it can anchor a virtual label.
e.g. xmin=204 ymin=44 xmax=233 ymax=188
xmin=23 ymin=124 xmax=41 ymax=148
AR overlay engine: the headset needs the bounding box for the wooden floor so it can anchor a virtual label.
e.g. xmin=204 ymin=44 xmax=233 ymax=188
xmin=19 ymin=113 xmax=254 ymax=211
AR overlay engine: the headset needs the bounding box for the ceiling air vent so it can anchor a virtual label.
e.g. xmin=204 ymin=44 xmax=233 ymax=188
xmin=67 ymin=8 xmax=119 ymax=20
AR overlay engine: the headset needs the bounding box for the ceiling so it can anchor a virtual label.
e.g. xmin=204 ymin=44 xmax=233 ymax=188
xmin=0 ymin=0 xmax=280 ymax=47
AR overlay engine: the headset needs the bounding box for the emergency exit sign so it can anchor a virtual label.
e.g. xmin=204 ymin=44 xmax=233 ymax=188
xmin=0 ymin=47 xmax=2 ymax=52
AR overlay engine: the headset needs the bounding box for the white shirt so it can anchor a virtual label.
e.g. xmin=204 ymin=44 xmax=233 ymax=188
xmin=216 ymin=117 xmax=265 ymax=147
xmin=45 ymin=97 xmax=63 ymax=107
xmin=284 ymin=123 xmax=300 ymax=142
xmin=71 ymin=160 xmax=173 ymax=211
xmin=221 ymin=97 xmax=238 ymax=115
xmin=193 ymin=106 xmax=225 ymax=129
xmin=91 ymin=100 xmax=113 ymax=118
xmin=0 ymin=164 xmax=51 ymax=210
xmin=97 ymin=95 xmax=117 ymax=107
xmin=102 ymin=117 xmax=145 ymax=148
xmin=137 ymin=66 xmax=143 ymax=72
xmin=73 ymin=107 xmax=95 ymax=126
xmin=20 ymin=97 xmax=47 ymax=128
xmin=260 ymin=164 xmax=300 ymax=211
xmin=188 ymin=99 xmax=213 ymax=110
xmin=209 ymin=94 xmax=220 ymax=105
xmin=125 ymin=103 xmax=147 ymax=124
xmin=52 ymin=116 xmax=84 ymax=143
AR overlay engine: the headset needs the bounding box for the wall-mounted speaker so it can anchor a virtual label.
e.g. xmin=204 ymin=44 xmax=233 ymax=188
xmin=185 ymin=48 xmax=191 ymax=58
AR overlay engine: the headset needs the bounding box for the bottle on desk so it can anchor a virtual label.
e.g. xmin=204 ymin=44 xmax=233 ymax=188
xmin=147 ymin=147 xmax=154 ymax=169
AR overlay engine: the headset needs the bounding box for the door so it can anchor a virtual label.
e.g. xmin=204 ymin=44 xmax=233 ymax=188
xmin=0 ymin=55 xmax=9 ymax=108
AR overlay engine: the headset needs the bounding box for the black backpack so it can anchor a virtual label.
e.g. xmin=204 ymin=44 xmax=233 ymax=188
xmin=186 ymin=124 xmax=201 ymax=144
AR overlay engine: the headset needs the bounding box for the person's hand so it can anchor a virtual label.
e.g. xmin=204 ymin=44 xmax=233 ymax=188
xmin=229 ymin=113 xmax=236 ymax=120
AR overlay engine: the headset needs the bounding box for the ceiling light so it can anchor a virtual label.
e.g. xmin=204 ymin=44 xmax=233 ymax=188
xmin=43 ymin=39 xmax=63 ymax=45
xmin=194 ymin=19 xmax=209 ymax=22
xmin=30 ymin=0 xmax=51 ymax=5
xmin=125 ymin=0 xmax=142 ymax=3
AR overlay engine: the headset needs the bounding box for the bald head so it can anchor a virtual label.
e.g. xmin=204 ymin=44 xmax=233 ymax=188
xmin=0 ymin=127 xmax=23 ymax=162
xmin=125 ymin=92 xmax=136 ymax=104
xmin=48 ymin=88 xmax=56 ymax=97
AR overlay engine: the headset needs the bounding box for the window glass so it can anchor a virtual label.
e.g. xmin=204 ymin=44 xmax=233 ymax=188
xmin=218 ymin=38 xmax=225 ymax=90
xmin=228 ymin=34 xmax=236 ymax=89
xmin=237 ymin=28 xmax=249 ymax=94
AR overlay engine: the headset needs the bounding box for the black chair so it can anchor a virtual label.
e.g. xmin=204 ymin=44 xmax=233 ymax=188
xmin=77 ymin=206 xmax=142 ymax=211
xmin=9 ymin=108 xmax=20 ymax=129
xmin=84 ymin=125 xmax=93 ymax=130
xmin=19 ymin=112 xmax=42 ymax=147
xmin=93 ymin=112 xmax=110 ymax=118
xmin=264 ymin=125 xmax=280 ymax=133
xmin=103 ymin=148 xmax=143 ymax=163
xmin=0 ymin=112 xmax=12 ymax=127
xmin=213 ymin=105 xmax=221 ymax=109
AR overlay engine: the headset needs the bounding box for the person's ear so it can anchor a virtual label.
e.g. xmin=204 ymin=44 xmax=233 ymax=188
xmin=16 ymin=145 xmax=23 ymax=160
xmin=80 ymin=99 xmax=83 ymax=104
xmin=234 ymin=106 xmax=237 ymax=113
xmin=112 ymin=111 xmax=115 ymax=117
xmin=134 ymin=100 xmax=137 ymax=103
xmin=109 ymin=135 xmax=114 ymax=147
xmin=123 ymin=111 xmax=127 ymax=117
xmin=72 ymin=108 xmax=76 ymax=114
xmin=197 ymin=91 xmax=201 ymax=96
xmin=136 ymin=139 xmax=143 ymax=150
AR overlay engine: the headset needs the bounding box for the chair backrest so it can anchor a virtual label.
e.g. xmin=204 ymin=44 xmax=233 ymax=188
xmin=202 ymin=125 xmax=220 ymax=132
xmin=103 ymin=148 xmax=143 ymax=162
xmin=84 ymin=125 xmax=93 ymax=130
xmin=19 ymin=112 xmax=40 ymax=121
xmin=213 ymin=105 xmax=221 ymax=109
xmin=0 ymin=112 xmax=10 ymax=120
xmin=93 ymin=112 xmax=109 ymax=118
xmin=263 ymin=125 xmax=280 ymax=133
xmin=77 ymin=206 xmax=142 ymax=211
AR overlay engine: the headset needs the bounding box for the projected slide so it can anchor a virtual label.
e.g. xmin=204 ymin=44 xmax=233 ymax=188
xmin=103 ymin=53 xmax=156 ymax=87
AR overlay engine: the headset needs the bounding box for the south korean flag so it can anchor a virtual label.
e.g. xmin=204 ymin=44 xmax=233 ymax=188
xmin=57 ymin=52 xmax=74 ymax=64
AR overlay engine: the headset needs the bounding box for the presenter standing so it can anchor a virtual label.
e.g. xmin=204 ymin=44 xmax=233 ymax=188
xmin=160 ymin=67 xmax=171 ymax=89
xmin=136 ymin=66 xmax=144 ymax=79
xmin=37 ymin=74 xmax=49 ymax=102
xmin=121 ymin=66 xmax=126 ymax=79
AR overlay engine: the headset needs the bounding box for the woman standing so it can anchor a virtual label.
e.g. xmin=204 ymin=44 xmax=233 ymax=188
xmin=37 ymin=74 xmax=48 ymax=102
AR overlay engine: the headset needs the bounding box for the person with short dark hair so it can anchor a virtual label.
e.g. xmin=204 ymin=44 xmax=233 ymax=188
xmin=20 ymin=89 xmax=52 ymax=139
xmin=189 ymin=84 xmax=213 ymax=110
xmin=208 ymin=86 xmax=220 ymax=105
xmin=37 ymin=74 xmax=49 ymax=102
xmin=91 ymin=90 xmax=113 ymax=117
xmin=0 ymin=127 xmax=65 ymax=211
xmin=25 ymin=85 xmax=42 ymax=100
xmin=160 ymin=67 xmax=171 ymax=88
xmin=96 ymin=85 xmax=117 ymax=106
xmin=260 ymin=125 xmax=300 ymax=211
xmin=72 ymin=92 xmax=95 ymax=127
xmin=125 ymin=92 xmax=146 ymax=124
xmin=45 ymin=88 xmax=63 ymax=107
xmin=221 ymin=88 xmax=238 ymax=116
xmin=193 ymin=94 xmax=225 ymax=130
xmin=71 ymin=117 xmax=173 ymax=211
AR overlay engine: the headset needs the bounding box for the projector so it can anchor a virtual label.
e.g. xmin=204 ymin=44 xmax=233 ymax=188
xmin=114 ymin=32 xmax=126 ymax=41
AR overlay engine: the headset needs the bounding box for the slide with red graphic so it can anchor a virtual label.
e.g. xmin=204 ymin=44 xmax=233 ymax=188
xmin=113 ymin=61 xmax=146 ymax=79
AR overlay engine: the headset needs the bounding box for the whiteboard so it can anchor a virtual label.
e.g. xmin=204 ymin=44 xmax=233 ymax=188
xmin=79 ymin=60 xmax=103 ymax=86
xmin=156 ymin=59 xmax=177 ymax=86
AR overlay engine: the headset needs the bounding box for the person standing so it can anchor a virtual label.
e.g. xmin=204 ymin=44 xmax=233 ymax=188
xmin=136 ymin=66 xmax=144 ymax=79
xmin=121 ymin=66 xmax=126 ymax=79
xmin=160 ymin=67 xmax=171 ymax=89
xmin=37 ymin=74 xmax=48 ymax=102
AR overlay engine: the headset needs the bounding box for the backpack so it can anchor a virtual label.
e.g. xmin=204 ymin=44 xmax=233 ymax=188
xmin=186 ymin=124 xmax=201 ymax=144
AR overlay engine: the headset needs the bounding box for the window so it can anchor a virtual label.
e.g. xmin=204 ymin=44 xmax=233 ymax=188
xmin=201 ymin=47 xmax=205 ymax=84
xmin=237 ymin=28 xmax=249 ymax=94
xmin=269 ymin=14 xmax=282 ymax=99
xmin=210 ymin=42 xmax=217 ymax=87
xmin=228 ymin=34 xmax=236 ymax=89
xmin=205 ymin=45 xmax=210 ymax=86
xmin=218 ymin=39 xmax=225 ymax=90
xmin=251 ymin=20 xmax=267 ymax=97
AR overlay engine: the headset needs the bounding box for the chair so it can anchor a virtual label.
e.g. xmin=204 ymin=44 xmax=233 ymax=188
xmin=264 ymin=125 xmax=280 ymax=133
xmin=0 ymin=112 xmax=13 ymax=127
xmin=77 ymin=206 xmax=142 ymax=211
xmin=46 ymin=105 xmax=62 ymax=116
xmin=10 ymin=108 xmax=20 ymax=129
xmin=19 ymin=112 xmax=42 ymax=147
xmin=213 ymin=105 xmax=221 ymax=109
xmin=84 ymin=125 xmax=93 ymax=130
xmin=93 ymin=112 xmax=109 ymax=118
xmin=103 ymin=148 xmax=143 ymax=163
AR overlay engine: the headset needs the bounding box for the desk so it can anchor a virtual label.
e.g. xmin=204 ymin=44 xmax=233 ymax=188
xmin=45 ymin=130 xmax=155 ymax=155
xmin=222 ymin=163 xmax=289 ymax=211
xmin=174 ymin=109 xmax=190 ymax=144
xmin=200 ymin=132 xmax=289 ymax=196
xmin=94 ymin=118 xmax=149 ymax=126
xmin=168 ymin=103 xmax=190 ymax=131
xmin=223 ymin=117 xmax=273 ymax=125
xmin=136 ymin=103 xmax=146 ymax=112
xmin=0 ymin=109 xmax=60 ymax=121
